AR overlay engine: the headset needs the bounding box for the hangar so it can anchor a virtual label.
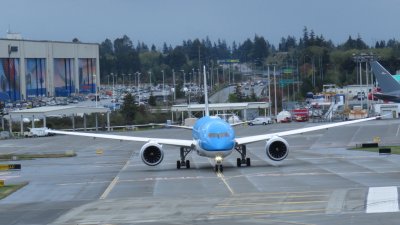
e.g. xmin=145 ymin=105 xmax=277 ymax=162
xmin=0 ymin=34 xmax=100 ymax=101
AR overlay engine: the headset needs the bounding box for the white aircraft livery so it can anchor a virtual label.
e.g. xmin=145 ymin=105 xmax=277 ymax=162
xmin=47 ymin=66 xmax=378 ymax=172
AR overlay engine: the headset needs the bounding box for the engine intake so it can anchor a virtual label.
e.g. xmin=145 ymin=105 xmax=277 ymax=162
xmin=265 ymin=136 xmax=289 ymax=162
xmin=140 ymin=142 xmax=164 ymax=166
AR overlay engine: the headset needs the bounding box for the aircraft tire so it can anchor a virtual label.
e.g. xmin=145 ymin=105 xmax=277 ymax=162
xmin=246 ymin=158 xmax=251 ymax=167
xmin=186 ymin=160 xmax=190 ymax=169
xmin=236 ymin=158 xmax=241 ymax=167
xmin=219 ymin=165 xmax=223 ymax=172
xmin=177 ymin=161 xmax=181 ymax=169
xmin=215 ymin=165 xmax=219 ymax=172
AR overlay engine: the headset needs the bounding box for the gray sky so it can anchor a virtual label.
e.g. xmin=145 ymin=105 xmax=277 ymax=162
xmin=1 ymin=0 xmax=399 ymax=48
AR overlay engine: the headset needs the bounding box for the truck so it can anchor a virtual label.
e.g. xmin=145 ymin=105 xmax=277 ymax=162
xmin=24 ymin=127 xmax=52 ymax=137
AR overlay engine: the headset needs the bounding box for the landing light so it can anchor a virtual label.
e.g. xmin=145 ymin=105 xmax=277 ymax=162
xmin=215 ymin=156 xmax=223 ymax=163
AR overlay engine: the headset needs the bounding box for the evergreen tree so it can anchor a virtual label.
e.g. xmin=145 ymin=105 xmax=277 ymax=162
xmin=120 ymin=93 xmax=137 ymax=124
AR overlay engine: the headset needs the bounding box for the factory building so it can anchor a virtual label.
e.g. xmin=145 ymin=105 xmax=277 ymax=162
xmin=0 ymin=34 xmax=99 ymax=102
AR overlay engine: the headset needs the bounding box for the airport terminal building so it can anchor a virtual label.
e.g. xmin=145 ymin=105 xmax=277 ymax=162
xmin=0 ymin=35 xmax=100 ymax=102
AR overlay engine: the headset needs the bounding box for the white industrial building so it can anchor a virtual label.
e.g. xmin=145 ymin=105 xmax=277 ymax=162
xmin=0 ymin=35 xmax=100 ymax=102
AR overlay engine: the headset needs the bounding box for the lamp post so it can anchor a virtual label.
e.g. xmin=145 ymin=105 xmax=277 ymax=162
xmin=172 ymin=69 xmax=176 ymax=102
xmin=267 ymin=64 xmax=272 ymax=116
xmin=135 ymin=71 xmax=140 ymax=103
xmin=111 ymin=73 xmax=115 ymax=98
xmin=137 ymin=72 xmax=141 ymax=103
xmin=181 ymin=69 xmax=185 ymax=86
xmin=162 ymin=70 xmax=165 ymax=103
xmin=149 ymin=70 xmax=152 ymax=86
xmin=273 ymin=65 xmax=277 ymax=117
xmin=93 ymin=74 xmax=98 ymax=107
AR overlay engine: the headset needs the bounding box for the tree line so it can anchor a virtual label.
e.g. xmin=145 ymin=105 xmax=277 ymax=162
xmin=99 ymin=27 xmax=400 ymax=95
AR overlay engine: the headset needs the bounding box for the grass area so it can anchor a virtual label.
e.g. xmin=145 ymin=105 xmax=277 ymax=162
xmin=0 ymin=152 xmax=76 ymax=161
xmin=0 ymin=182 xmax=28 ymax=200
xmin=349 ymin=146 xmax=400 ymax=154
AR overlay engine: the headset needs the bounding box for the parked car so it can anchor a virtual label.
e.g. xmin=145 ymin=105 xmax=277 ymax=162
xmin=248 ymin=117 xmax=272 ymax=126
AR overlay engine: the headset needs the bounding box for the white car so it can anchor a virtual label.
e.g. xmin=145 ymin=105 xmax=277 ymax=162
xmin=248 ymin=117 xmax=272 ymax=126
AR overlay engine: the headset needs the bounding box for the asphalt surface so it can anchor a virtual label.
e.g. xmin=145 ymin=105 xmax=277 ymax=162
xmin=0 ymin=119 xmax=400 ymax=224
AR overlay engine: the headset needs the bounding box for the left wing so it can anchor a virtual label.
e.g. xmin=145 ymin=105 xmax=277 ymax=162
xmin=235 ymin=116 xmax=378 ymax=145
xmin=47 ymin=129 xmax=194 ymax=147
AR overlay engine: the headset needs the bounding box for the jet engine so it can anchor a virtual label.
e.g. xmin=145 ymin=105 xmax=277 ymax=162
xmin=265 ymin=136 xmax=289 ymax=165
xmin=140 ymin=142 xmax=164 ymax=166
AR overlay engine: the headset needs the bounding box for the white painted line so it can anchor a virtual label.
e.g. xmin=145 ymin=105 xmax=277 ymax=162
xmin=99 ymin=176 xmax=119 ymax=200
xmin=396 ymin=125 xmax=400 ymax=137
xmin=217 ymin=172 xmax=235 ymax=195
xmin=366 ymin=186 xmax=399 ymax=213
xmin=99 ymin=160 xmax=129 ymax=200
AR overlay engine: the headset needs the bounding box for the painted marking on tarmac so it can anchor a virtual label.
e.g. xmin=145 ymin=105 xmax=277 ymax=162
xmin=396 ymin=125 xmax=400 ymax=137
xmin=217 ymin=200 xmax=327 ymax=208
xmin=99 ymin=160 xmax=130 ymax=200
xmin=99 ymin=176 xmax=119 ymax=200
xmin=208 ymin=158 xmax=234 ymax=195
xmin=217 ymin=172 xmax=235 ymax=195
xmin=208 ymin=208 xmax=325 ymax=217
xmin=366 ymin=186 xmax=399 ymax=213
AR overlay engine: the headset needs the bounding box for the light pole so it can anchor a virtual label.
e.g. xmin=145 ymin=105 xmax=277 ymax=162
xmin=149 ymin=70 xmax=152 ymax=86
xmin=111 ymin=72 xmax=115 ymax=98
xmin=137 ymin=72 xmax=141 ymax=103
xmin=93 ymin=74 xmax=98 ymax=107
xmin=273 ymin=65 xmax=278 ymax=117
xmin=128 ymin=73 xmax=132 ymax=87
xmin=162 ymin=70 xmax=165 ymax=103
xmin=172 ymin=69 xmax=176 ymax=102
xmin=267 ymin=64 xmax=272 ymax=116
xmin=181 ymin=69 xmax=185 ymax=86
xmin=135 ymin=71 xmax=140 ymax=102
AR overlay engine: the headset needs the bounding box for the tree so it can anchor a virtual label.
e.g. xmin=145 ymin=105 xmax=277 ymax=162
xmin=148 ymin=92 xmax=156 ymax=106
xmin=120 ymin=93 xmax=136 ymax=124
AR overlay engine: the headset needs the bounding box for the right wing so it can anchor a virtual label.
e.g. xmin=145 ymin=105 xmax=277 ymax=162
xmin=47 ymin=129 xmax=194 ymax=147
xmin=235 ymin=116 xmax=378 ymax=145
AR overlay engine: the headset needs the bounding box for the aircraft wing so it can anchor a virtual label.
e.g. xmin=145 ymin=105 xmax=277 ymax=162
xmin=162 ymin=124 xmax=193 ymax=130
xmin=47 ymin=129 xmax=194 ymax=147
xmin=235 ymin=116 xmax=378 ymax=145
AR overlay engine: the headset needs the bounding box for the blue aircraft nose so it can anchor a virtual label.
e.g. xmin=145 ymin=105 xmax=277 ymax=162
xmin=201 ymin=137 xmax=235 ymax=151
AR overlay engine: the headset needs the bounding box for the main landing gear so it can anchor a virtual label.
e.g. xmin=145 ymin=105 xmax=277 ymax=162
xmin=177 ymin=147 xmax=192 ymax=169
xmin=235 ymin=145 xmax=251 ymax=167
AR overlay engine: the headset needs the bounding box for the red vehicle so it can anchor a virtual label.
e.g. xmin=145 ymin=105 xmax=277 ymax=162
xmin=292 ymin=108 xmax=309 ymax=122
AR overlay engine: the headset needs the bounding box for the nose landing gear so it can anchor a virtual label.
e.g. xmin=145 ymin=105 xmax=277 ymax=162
xmin=214 ymin=155 xmax=224 ymax=172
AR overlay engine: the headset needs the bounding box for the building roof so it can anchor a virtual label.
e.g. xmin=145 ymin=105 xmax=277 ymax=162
xmin=8 ymin=106 xmax=109 ymax=118
xmin=171 ymin=102 xmax=269 ymax=112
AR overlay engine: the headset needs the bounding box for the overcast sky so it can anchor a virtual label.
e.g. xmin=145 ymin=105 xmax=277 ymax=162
xmin=1 ymin=0 xmax=399 ymax=48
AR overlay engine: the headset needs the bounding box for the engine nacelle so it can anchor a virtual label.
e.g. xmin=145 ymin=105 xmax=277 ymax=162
xmin=140 ymin=142 xmax=164 ymax=166
xmin=265 ymin=136 xmax=289 ymax=165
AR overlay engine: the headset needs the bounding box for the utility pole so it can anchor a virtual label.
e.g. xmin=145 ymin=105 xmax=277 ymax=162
xmin=274 ymin=65 xmax=277 ymax=117
xmin=162 ymin=70 xmax=165 ymax=103
xmin=267 ymin=65 xmax=272 ymax=116
xmin=172 ymin=69 xmax=176 ymax=102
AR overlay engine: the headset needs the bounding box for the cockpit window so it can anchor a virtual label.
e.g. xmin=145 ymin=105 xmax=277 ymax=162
xmin=208 ymin=132 xmax=229 ymax=138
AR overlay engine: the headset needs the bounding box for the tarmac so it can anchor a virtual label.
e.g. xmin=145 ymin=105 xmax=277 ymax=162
xmin=0 ymin=119 xmax=400 ymax=224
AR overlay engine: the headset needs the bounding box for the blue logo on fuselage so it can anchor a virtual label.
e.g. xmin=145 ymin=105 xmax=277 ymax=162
xmin=193 ymin=116 xmax=235 ymax=151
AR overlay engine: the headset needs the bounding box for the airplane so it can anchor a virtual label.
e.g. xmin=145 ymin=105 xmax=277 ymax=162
xmin=370 ymin=61 xmax=400 ymax=103
xmin=46 ymin=66 xmax=379 ymax=172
